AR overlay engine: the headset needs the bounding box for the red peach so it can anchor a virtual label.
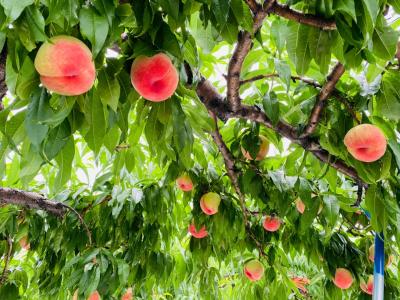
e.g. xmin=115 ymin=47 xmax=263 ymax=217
xmin=188 ymin=223 xmax=208 ymax=239
xmin=121 ymin=288 xmax=133 ymax=300
xmin=333 ymin=268 xmax=353 ymax=289
xmin=34 ymin=36 xmax=96 ymax=96
xmin=176 ymin=174 xmax=193 ymax=192
xmin=130 ymin=53 xmax=179 ymax=102
xmin=263 ymin=215 xmax=281 ymax=232
xmin=88 ymin=291 xmax=101 ymax=300
xmin=295 ymin=198 xmax=305 ymax=214
xmin=200 ymin=192 xmax=221 ymax=215
xmin=344 ymin=124 xmax=387 ymax=163
xmin=244 ymin=260 xmax=264 ymax=281
xmin=360 ymin=275 xmax=373 ymax=295
xmin=241 ymin=135 xmax=270 ymax=161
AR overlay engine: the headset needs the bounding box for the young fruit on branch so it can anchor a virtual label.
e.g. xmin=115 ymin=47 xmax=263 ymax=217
xmin=244 ymin=260 xmax=264 ymax=281
xmin=241 ymin=135 xmax=269 ymax=161
xmin=121 ymin=287 xmax=133 ymax=300
xmin=263 ymin=215 xmax=281 ymax=232
xmin=19 ymin=235 xmax=30 ymax=250
xmin=333 ymin=268 xmax=353 ymax=289
xmin=360 ymin=275 xmax=373 ymax=295
xmin=295 ymin=198 xmax=306 ymax=214
xmin=200 ymin=192 xmax=221 ymax=215
xmin=176 ymin=174 xmax=193 ymax=192
xmin=368 ymin=245 xmax=394 ymax=267
xmin=188 ymin=223 xmax=208 ymax=239
xmin=34 ymin=36 xmax=96 ymax=96
xmin=130 ymin=53 xmax=179 ymax=102
xmin=344 ymin=124 xmax=387 ymax=163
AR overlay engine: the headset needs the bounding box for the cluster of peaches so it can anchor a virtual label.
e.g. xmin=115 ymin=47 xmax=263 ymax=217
xmin=34 ymin=35 xmax=389 ymax=295
xmin=34 ymin=36 xmax=179 ymax=101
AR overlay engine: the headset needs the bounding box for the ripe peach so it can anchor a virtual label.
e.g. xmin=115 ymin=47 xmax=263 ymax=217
xmin=130 ymin=53 xmax=179 ymax=102
xmin=333 ymin=268 xmax=353 ymax=289
xmin=200 ymin=192 xmax=221 ymax=215
xmin=244 ymin=259 xmax=264 ymax=281
xmin=295 ymin=198 xmax=305 ymax=214
xmin=19 ymin=236 xmax=30 ymax=250
xmin=344 ymin=124 xmax=387 ymax=162
xmin=176 ymin=174 xmax=193 ymax=192
xmin=88 ymin=291 xmax=101 ymax=300
xmin=121 ymin=288 xmax=133 ymax=300
xmin=34 ymin=36 xmax=96 ymax=96
xmin=241 ymin=135 xmax=269 ymax=161
xmin=263 ymin=215 xmax=281 ymax=232
xmin=360 ymin=275 xmax=373 ymax=295
xmin=188 ymin=223 xmax=208 ymax=239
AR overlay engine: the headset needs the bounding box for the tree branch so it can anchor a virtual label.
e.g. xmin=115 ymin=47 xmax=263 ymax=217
xmin=302 ymin=63 xmax=345 ymax=137
xmin=0 ymin=237 xmax=12 ymax=286
xmin=195 ymin=76 xmax=366 ymax=186
xmin=0 ymin=188 xmax=66 ymax=217
xmin=0 ymin=47 xmax=7 ymax=111
xmin=227 ymin=1 xmax=270 ymax=111
xmin=209 ymin=112 xmax=248 ymax=226
xmin=269 ymin=2 xmax=337 ymax=30
xmin=0 ymin=188 xmax=93 ymax=244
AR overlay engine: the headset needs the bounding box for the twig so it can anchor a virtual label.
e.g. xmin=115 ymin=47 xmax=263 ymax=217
xmin=239 ymin=73 xmax=320 ymax=88
xmin=269 ymin=2 xmax=336 ymax=30
xmin=59 ymin=203 xmax=93 ymax=246
xmin=209 ymin=112 xmax=248 ymax=226
xmin=0 ymin=237 xmax=12 ymax=286
xmin=302 ymin=62 xmax=345 ymax=137
xmin=0 ymin=47 xmax=7 ymax=111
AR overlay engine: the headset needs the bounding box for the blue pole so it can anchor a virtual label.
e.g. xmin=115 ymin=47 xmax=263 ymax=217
xmin=373 ymin=233 xmax=384 ymax=300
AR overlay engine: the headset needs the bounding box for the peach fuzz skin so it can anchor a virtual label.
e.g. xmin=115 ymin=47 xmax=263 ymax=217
xmin=241 ymin=135 xmax=269 ymax=161
xmin=360 ymin=276 xmax=373 ymax=295
xmin=263 ymin=215 xmax=281 ymax=232
xmin=34 ymin=36 xmax=95 ymax=96
xmin=130 ymin=53 xmax=179 ymax=102
xmin=333 ymin=268 xmax=353 ymax=289
xmin=244 ymin=260 xmax=264 ymax=281
xmin=176 ymin=174 xmax=193 ymax=192
xmin=73 ymin=290 xmax=100 ymax=300
xmin=295 ymin=198 xmax=305 ymax=214
xmin=121 ymin=288 xmax=133 ymax=300
xmin=344 ymin=124 xmax=387 ymax=163
xmin=200 ymin=192 xmax=221 ymax=215
xmin=188 ymin=223 xmax=208 ymax=239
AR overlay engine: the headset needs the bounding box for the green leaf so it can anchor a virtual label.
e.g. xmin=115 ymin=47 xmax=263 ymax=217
xmin=376 ymin=70 xmax=400 ymax=121
xmin=372 ymin=20 xmax=398 ymax=61
xmin=15 ymin=56 xmax=38 ymax=100
xmin=79 ymin=7 xmax=109 ymax=58
xmin=54 ymin=136 xmax=74 ymax=191
xmin=323 ymin=195 xmax=339 ymax=227
xmin=84 ymin=91 xmax=107 ymax=155
xmin=365 ymin=184 xmax=385 ymax=232
xmin=25 ymin=89 xmax=49 ymax=146
xmin=286 ymin=22 xmax=312 ymax=75
xmin=263 ymin=91 xmax=279 ymax=126
xmin=274 ymin=59 xmax=291 ymax=92
xmin=98 ymin=69 xmax=120 ymax=112
xmin=43 ymin=120 xmax=71 ymax=160
xmin=211 ymin=0 xmax=230 ymax=25
xmin=0 ymin=0 xmax=33 ymax=22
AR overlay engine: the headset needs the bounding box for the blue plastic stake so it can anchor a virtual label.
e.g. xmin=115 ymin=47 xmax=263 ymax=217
xmin=373 ymin=233 xmax=384 ymax=300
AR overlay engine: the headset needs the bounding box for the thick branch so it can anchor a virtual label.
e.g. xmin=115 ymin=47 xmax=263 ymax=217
xmin=195 ymin=77 xmax=365 ymax=185
xmin=227 ymin=1 xmax=270 ymax=111
xmin=0 ymin=47 xmax=7 ymax=111
xmin=269 ymin=2 xmax=336 ymax=30
xmin=0 ymin=188 xmax=66 ymax=217
xmin=302 ymin=63 xmax=345 ymax=137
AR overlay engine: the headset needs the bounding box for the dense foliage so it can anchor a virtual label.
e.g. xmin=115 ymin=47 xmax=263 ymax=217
xmin=0 ymin=0 xmax=400 ymax=299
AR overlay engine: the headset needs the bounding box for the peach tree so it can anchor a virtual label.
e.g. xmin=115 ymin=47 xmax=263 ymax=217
xmin=0 ymin=0 xmax=400 ymax=299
